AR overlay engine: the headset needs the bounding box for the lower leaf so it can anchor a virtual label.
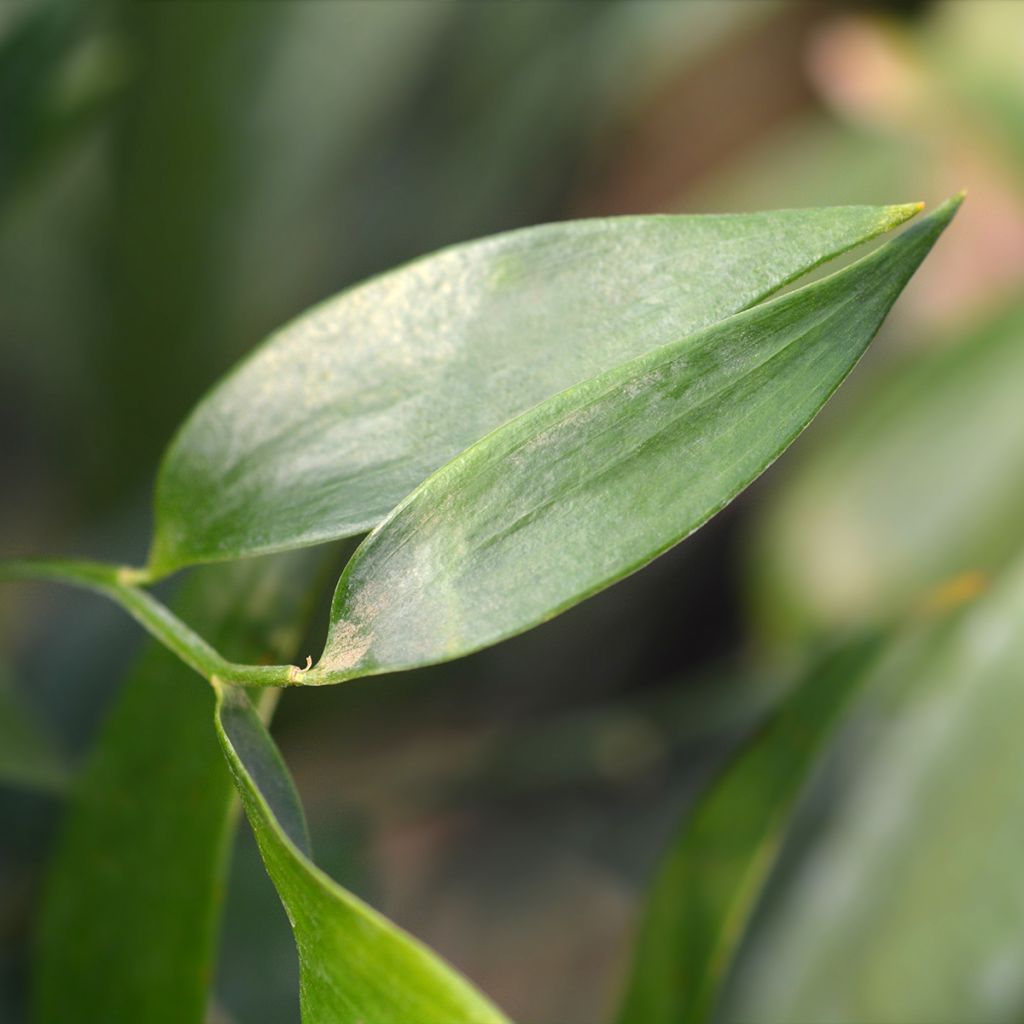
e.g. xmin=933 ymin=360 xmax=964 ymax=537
xmin=0 ymin=666 xmax=66 ymax=793
xmin=213 ymin=682 xmax=510 ymax=1024
xmin=33 ymin=554 xmax=322 ymax=1024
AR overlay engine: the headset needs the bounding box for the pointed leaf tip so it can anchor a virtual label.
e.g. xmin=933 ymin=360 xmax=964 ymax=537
xmin=891 ymin=192 xmax=963 ymax=251
xmin=943 ymin=190 xmax=967 ymax=219
xmin=924 ymin=191 xmax=966 ymax=225
xmin=885 ymin=201 xmax=926 ymax=229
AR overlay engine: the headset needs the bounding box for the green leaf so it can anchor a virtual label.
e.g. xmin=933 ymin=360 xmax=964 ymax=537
xmin=308 ymin=198 xmax=960 ymax=683
xmin=33 ymin=553 xmax=322 ymax=1024
xmin=149 ymin=203 xmax=921 ymax=577
xmin=719 ymin=552 xmax=1024 ymax=1024
xmin=0 ymin=667 xmax=66 ymax=793
xmin=750 ymin=297 xmax=1024 ymax=644
xmin=615 ymin=635 xmax=884 ymax=1024
xmin=213 ymin=682 xmax=509 ymax=1024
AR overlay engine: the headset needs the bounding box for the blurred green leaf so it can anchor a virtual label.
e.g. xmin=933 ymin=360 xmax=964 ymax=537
xmin=33 ymin=553 xmax=322 ymax=1024
xmin=310 ymin=199 xmax=958 ymax=682
xmin=93 ymin=2 xmax=283 ymax=477
xmin=0 ymin=0 xmax=124 ymax=208
xmin=0 ymin=668 xmax=66 ymax=793
xmin=213 ymin=682 xmax=508 ymax=1024
xmin=224 ymin=0 xmax=452 ymax=327
xmin=750 ymin=297 xmax=1024 ymax=644
xmin=616 ymin=634 xmax=883 ymax=1024
xmin=719 ymin=549 xmax=1024 ymax=1024
xmin=149 ymin=204 xmax=921 ymax=576
xmin=400 ymin=1 xmax=767 ymax=239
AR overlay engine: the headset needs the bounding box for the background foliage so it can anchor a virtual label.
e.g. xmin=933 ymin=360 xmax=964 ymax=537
xmin=2 ymin=2 xmax=1023 ymax=1022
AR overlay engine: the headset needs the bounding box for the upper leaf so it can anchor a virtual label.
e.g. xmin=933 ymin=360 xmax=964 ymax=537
xmin=308 ymin=198 xmax=959 ymax=683
xmin=213 ymin=683 xmax=509 ymax=1024
xmin=148 ymin=204 xmax=921 ymax=576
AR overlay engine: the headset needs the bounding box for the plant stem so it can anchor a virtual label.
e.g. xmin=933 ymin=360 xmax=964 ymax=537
xmin=0 ymin=558 xmax=302 ymax=687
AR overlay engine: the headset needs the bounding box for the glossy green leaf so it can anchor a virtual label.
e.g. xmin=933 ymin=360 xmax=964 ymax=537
xmin=617 ymin=634 xmax=884 ymax=1024
xmin=34 ymin=553 xmax=322 ymax=1024
xmin=307 ymin=198 xmax=959 ymax=683
xmin=148 ymin=203 xmax=921 ymax=577
xmin=719 ymin=550 xmax=1024 ymax=1024
xmin=750 ymin=297 xmax=1024 ymax=644
xmin=213 ymin=682 xmax=508 ymax=1024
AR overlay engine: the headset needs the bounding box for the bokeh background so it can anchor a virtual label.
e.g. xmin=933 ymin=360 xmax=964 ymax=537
xmin=2 ymin=2 xmax=1024 ymax=1022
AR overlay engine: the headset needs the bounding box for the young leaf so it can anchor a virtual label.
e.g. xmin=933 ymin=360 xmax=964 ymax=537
xmin=213 ymin=682 xmax=509 ymax=1024
xmin=33 ymin=554 xmax=321 ymax=1024
xmin=720 ymin=554 xmax=1024 ymax=1024
xmin=307 ymin=197 xmax=960 ymax=683
xmin=149 ymin=203 xmax=921 ymax=577
xmin=615 ymin=635 xmax=883 ymax=1024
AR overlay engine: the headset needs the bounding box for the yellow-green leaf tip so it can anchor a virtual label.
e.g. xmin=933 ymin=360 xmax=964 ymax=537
xmin=891 ymin=193 xmax=965 ymax=240
xmin=884 ymin=201 xmax=926 ymax=230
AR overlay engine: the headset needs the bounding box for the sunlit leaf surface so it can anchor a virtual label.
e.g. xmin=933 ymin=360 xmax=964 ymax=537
xmin=311 ymin=200 xmax=959 ymax=683
xmin=149 ymin=204 xmax=920 ymax=576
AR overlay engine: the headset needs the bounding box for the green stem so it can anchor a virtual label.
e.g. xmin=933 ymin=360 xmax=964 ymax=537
xmin=0 ymin=558 xmax=303 ymax=687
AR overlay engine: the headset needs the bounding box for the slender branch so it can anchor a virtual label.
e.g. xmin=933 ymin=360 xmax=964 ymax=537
xmin=0 ymin=558 xmax=302 ymax=687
